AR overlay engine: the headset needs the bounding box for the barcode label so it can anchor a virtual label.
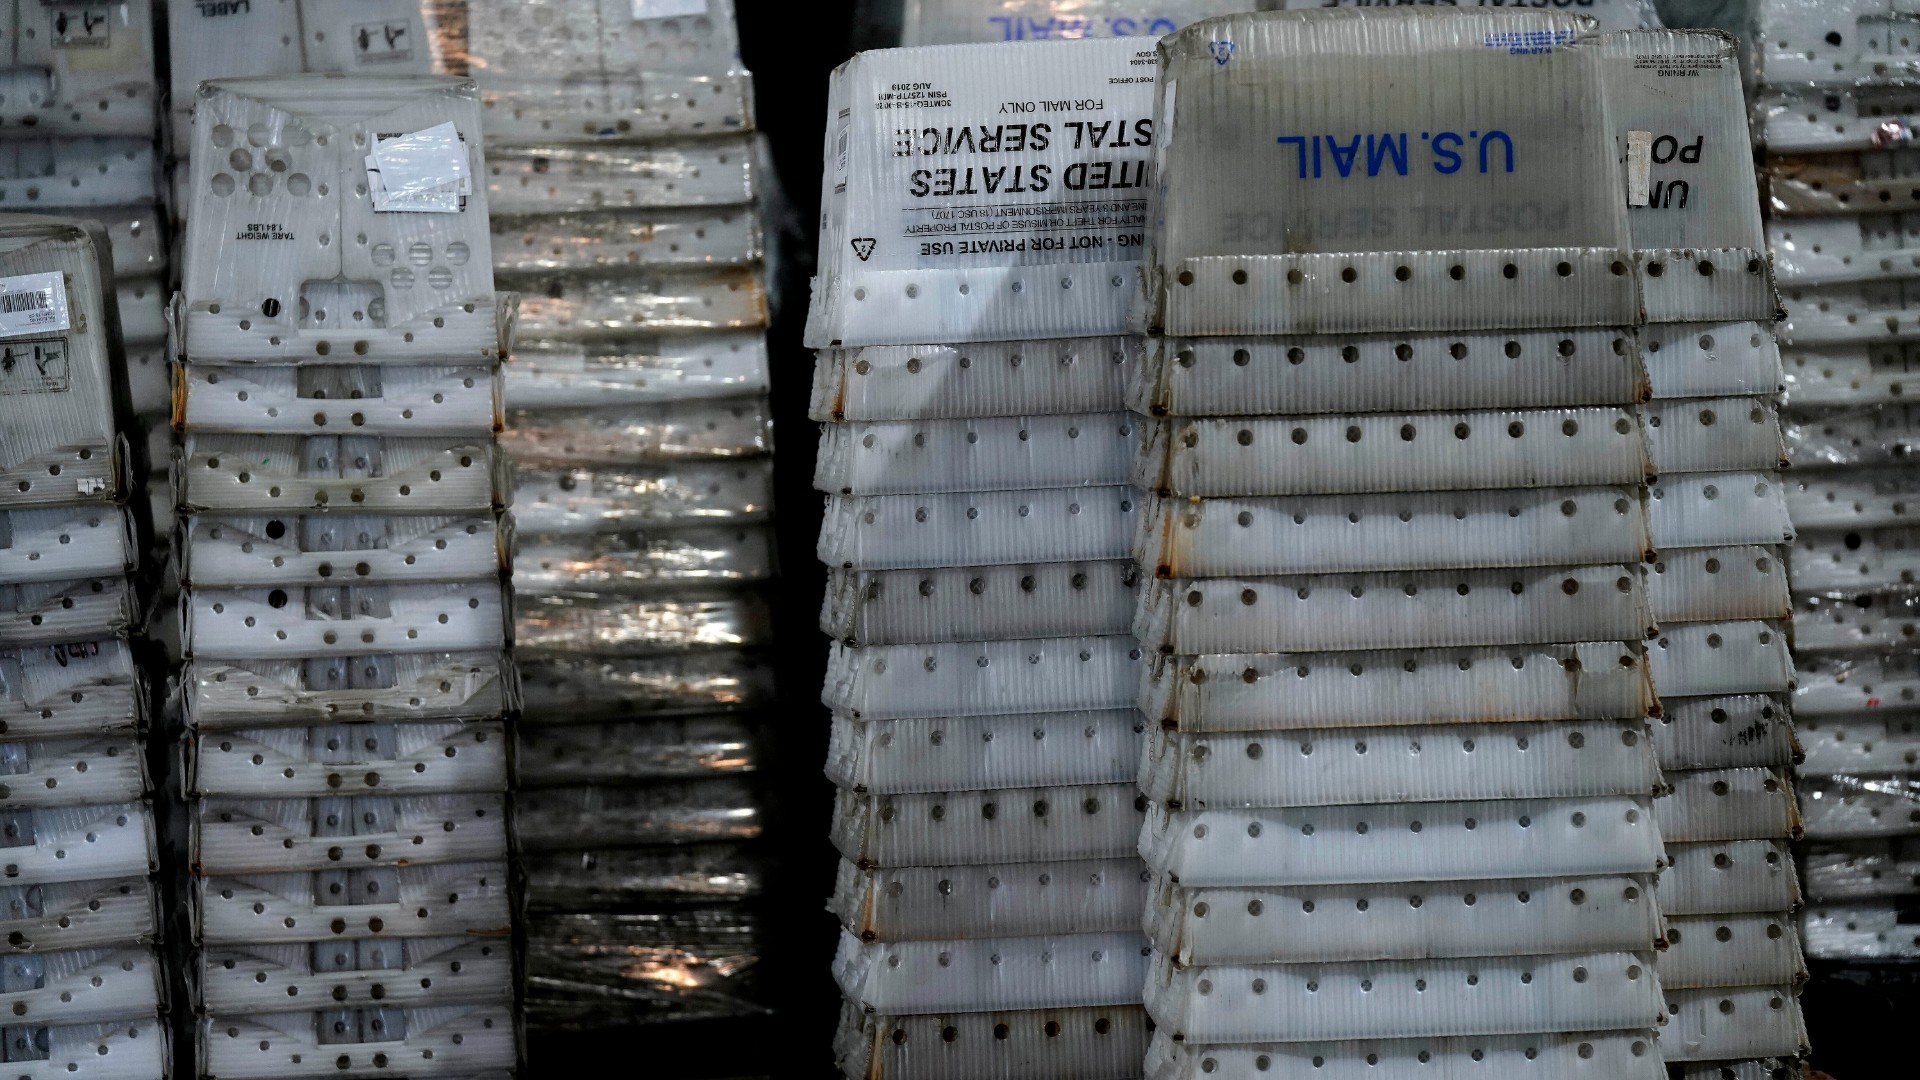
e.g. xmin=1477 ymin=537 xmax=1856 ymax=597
xmin=0 ymin=272 xmax=69 ymax=339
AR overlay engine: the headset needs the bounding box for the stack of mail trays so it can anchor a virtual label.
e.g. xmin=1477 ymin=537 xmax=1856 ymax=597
xmin=809 ymin=35 xmax=1161 ymax=1080
xmin=0 ymin=212 xmax=166 ymax=1080
xmin=1750 ymin=0 xmax=1920 ymax=984
xmin=170 ymin=74 xmax=517 ymax=1079
xmin=1128 ymin=10 xmax=1804 ymax=1079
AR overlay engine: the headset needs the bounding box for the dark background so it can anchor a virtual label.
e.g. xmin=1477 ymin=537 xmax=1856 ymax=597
xmin=532 ymin=3 xmax=1914 ymax=1075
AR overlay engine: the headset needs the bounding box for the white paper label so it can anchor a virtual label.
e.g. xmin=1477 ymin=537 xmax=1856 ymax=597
xmin=0 ymin=272 xmax=70 ymax=338
xmin=1625 ymin=129 xmax=1653 ymax=208
xmin=632 ymin=0 xmax=708 ymax=18
xmin=365 ymin=122 xmax=470 ymax=214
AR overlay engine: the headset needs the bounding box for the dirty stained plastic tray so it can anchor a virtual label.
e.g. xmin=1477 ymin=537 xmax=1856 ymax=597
xmin=1142 ymin=796 xmax=1665 ymax=889
xmin=827 ymin=708 xmax=1141 ymax=795
xmin=503 ymin=332 xmax=768 ymax=408
xmin=1143 ymin=949 xmax=1663 ymax=1045
xmin=1646 ymin=622 xmax=1795 ymax=700
xmin=1131 ymin=328 xmax=1648 ymax=419
xmin=1143 ymin=641 xmax=1654 ymax=734
xmin=0 ymin=506 xmax=136 ymax=587
xmin=180 ymin=513 xmax=504 ymax=588
xmin=1648 ymin=695 xmax=1796 ymax=772
xmin=194 ymin=862 xmax=509 ymax=947
xmin=1143 ymin=1029 xmax=1665 ymax=1080
xmin=181 ymin=652 xmax=511 ymax=732
xmin=1137 ymin=407 xmax=1651 ymax=498
xmin=0 ymin=639 xmax=143 ymax=741
xmin=197 ymin=937 xmax=510 ymax=1015
xmin=834 ymin=782 xmax=1142 ymax=868
xmin=824 ymin=636 xmax=1141 ymax=721
xmin=1137 ymin=487 xmax=1652 ymax=579
xmin=512 ymin=460 xmax=772 ymax=534
xmin=1654 ymin=768 xmax=1799 ymax=843
xmin=1139 ymin=718 xmax=1662 ymax=811
xmin=1646 ymin=546 xmax=1791 ymax=626
xmin=1659 ymin=839 xmax=1800 ymax=917
xmin=820 ymin=488 xmax=1138 ymax=571
xmin=1148 ymin=871 xmax=1660 ymax=968
xmin=196 ymin=1003 xmax=514 ymax=1080
xmin=812 ymin=338 xmax=1132 ymax=423
xmin=816 ymin=412 xmax=1136 ymax=496
xmin=837 ymin=1000 xmax=1148 ymax=1080
xmin=1655 ymin=913 xmax=1805 ymax=990
xmin=822 ymin=562 xmax=1136 ymax=646
xmin=0 ymin=139 xmax=158 ymax=208
xmin=177 ymin=364 xmax=501 ymax=436
xmin=834 ymin=929 xmax=1149 ymax=1015
xmin=1138 ymin=564 xmax=1652 ymax=656
xmin=189 ymin=722 xmax=508 ymax=799
xmin=830 ymin=856 xmax=1147 ymax=944
xmin=177 ymin=434 xmax=505 ymax=514
xmin=1659 ymin=983 xmax=1806 ymax=1063
xmin=0 ymin=946 xmax=161 ymax=1030
xmin=1647 ymin=473 xmax=1796 ymax=551
xmin=184 ymin=581 xmax=507 ymax=660
xmin=191 ymin=793 xmax=507 ymax=875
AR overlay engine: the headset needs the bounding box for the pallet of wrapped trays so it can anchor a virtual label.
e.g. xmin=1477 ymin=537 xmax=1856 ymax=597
xmin=809 ymin=36 xmax=1167 ymax=1080
xmin=164 ymin=0 xmax=773 ymax=1040
xmin=1126 ymin=10 xmax=1802 ymax=1078
xmin=171 ymin=74 xmax=517 ymax=1080
xmin=1738 ymin=0 xmax=1920 ymax=1036
xmin=0 ymin=215 xmax=168 ymax=1079
xmin=0 ymin=1 xmax=172 ymax=654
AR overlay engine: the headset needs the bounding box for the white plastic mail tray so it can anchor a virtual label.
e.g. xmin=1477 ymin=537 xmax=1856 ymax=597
xmin=194 ymin=861 xmax=509 ymax=947
xmin=196 ymin=1002 xmax=513 ymax=1080
xmin=190 ymin=722 xmax=507 ymax=799
xmin=177 ymin=434 xmax=505 ymax=514
xmin=178 ymin=364 xmax=501 ymax=436
xmin=180 ymin=513 xmax=504 ymax=589
xmin=191 ymin=793 xmax=507 ymax=876
xmin=813 ymin=338 xmax=1131 ymax=423
xmin=830 ymin=856 xmax=1146 ymax=944
xmin=180 ymin=652 xmax=510 ymax=732
xmin=180 ymin=75 xmax=500 ymax=363
xmin=0 ymin=639 xmax=142 ymax=742
xmin=185 ymin=580 xmax=507 ymax=660
xmin=198 ymin=937 xmax=509 ymax=1016
xmin=493 ymin=206 xmax=759 ymax=273
xmin=0 ymin=506 xmax=135 ymax=587
xmin=503 ymin=331 xmax=767 ymax=409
